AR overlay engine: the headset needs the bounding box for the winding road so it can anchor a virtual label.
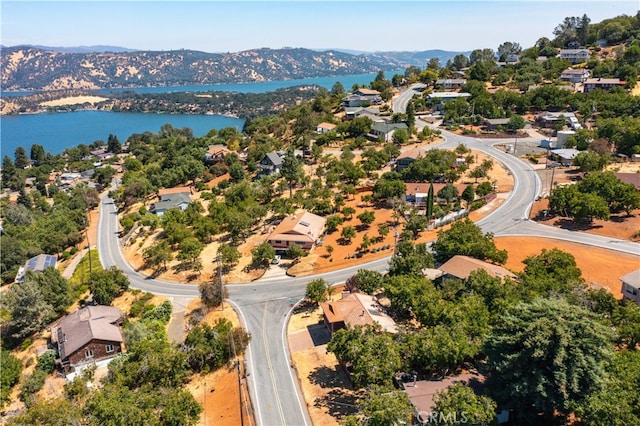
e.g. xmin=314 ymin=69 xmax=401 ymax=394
xmin=98 ymin=85 xmax=639 ymax=426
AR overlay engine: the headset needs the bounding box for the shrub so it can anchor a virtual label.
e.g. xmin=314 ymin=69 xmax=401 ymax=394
xmin=36 ymin=350 xmax=56 ymax=374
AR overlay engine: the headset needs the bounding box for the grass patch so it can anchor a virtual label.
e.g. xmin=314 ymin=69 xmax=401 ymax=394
xmin=69 ymin=249 xmax=103 ymax=299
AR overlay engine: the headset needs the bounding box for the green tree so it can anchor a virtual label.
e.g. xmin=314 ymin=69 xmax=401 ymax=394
xmin=143 ymin=240 xmax=173 ymax=271
xmin=177 ymin=237 xmax=205 ymax=266
xmin=340 ymin=225 xmax=356 ymax=243
xmin=251 ymin=242 xmax=275 ymax=267
xmin=483 ymin=298 xmax=614 ymax=423
xmin=357 ymin=210 xmax=375 ymax=228
xmin=433 ymin=219 xmax=507 ymax=264
xmin=14 ymin=146 xmax=30 ymax=169
xmin=432 ymin=383 xmax=498 ymax=426
xmin=346 ymin=269 xmax=384 ymax=294
xmin=461 ymin=184 xmax=475 ymax=207
xmin=1 ymin=350 xmax=22 ymax=408
xmin=24 ymin=268 xmax=71 ymax=315
xmin=360 ymin=385 xmax=413 ymax=426
xmin=107 ymin=133 xmax=122 ymax=154
xmin=287 ymin=243 xmax=307 ymax=261
xmin=280 ymin=146 xmax=304 ymax=197
xmin=328 ymin=325 xmax=401 ymax=388
xmin=520 ymin=248 xmax=584 ymax=299
xmin=507 ymin=114 xmax=526 ymax=131
xmin=2 ymin=279 xmax=54 ymax=341
xmin=218 ymin=243 xmax=240 ymax=269
xmin=305 ymin=278 xmax=329 ymax=304
xmin=573 ymin=151 xmax=609 ymax=173
xmin=89 ymin=267 xmax=130 ymax=305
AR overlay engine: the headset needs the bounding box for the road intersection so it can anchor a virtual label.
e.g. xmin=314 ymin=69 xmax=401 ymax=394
xmin=98 ymin=85 xmax=639 ymax=426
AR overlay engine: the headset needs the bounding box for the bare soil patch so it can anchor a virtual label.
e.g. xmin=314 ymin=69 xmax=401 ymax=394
xmin=495 ymin=237 xmax=639 ymax=297
xmin=40 ymin=96 xmax=108 ymax=107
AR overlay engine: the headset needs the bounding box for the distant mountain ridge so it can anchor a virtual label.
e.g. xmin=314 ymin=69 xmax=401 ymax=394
xmin=1 ymin=45 xmax=465 ymax=91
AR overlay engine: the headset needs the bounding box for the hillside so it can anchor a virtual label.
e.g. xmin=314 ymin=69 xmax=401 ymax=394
xmin=0 ymin=46 xmax=405 ymax=91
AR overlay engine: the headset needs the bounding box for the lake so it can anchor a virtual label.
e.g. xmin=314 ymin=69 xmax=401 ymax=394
xmin=1 ymin=70 xmax=403 ymax=155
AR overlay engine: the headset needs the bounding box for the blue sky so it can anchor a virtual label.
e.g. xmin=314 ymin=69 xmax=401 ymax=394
xmin=1 ymin=1 xmax=638 ymax=53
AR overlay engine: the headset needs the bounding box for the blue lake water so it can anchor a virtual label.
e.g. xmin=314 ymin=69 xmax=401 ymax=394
xmin=1 ymin=70 xmax=403 ymax=156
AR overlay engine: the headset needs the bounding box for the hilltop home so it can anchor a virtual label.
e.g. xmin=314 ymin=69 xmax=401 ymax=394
xmin=14 ymin=254 xmax=57 ymax=283
xmin=427 ymin=92 xmax=471 ymax=111
xmin=320 ymin=292 xmax=397 ymax=337
xmin=150 ymin=191 xmax=191 ymax=216
xmin=560 ymin=68 xmax=591 ymax=83
xmin=483 ymin=118 xmax=511 ymax=131
xmin=258 ymin=152 xmax=284 ymax=176
xmin=435 ymin=78 xmax=467 ymax=90
xmin=267 ymin=211 xmax=326 ymax=252
xmin=405 ymin=183 xmax=468 ymax=206
xmin=342 ymin=88 xmax=383 ymax=107
xmin=583 ymin=78 xmax=625 ymax=93
xmin=316 ymin=122 xmax=337 ymax=134
xmin=396 ymin=147 xmax=425 ymax=171
xmin=549 ymin=148 xmax=580 ymax=166
xmin=620 ymin=269 xmax=640 ymax=304
xmin=559 ymin=48 xmax=590 ymax=64
xmin=51 ymin=305 xmax=124 ymax=373
xmin=438 ymin=255 xmax=517 ymax=281
xmin=204 ymin=144 xmax=231 ymax=164
xmin=369 ymin=122 xmax=408 ymax=142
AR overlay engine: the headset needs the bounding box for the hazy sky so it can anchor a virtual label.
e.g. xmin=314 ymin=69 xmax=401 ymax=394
xmin=2 ymin=1 xmax=638 ymax=53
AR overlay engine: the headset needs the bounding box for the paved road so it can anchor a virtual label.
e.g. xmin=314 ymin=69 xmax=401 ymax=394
xmin=98 ymin=85 xmax=639 ymax=426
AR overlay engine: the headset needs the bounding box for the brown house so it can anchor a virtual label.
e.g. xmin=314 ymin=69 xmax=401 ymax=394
xmin=438 ymin=255 xmax=516 ymax=281
xmin=320 ymin=292 xmax=397 ymax=337
xmin=51 ymin=306 xmax=124 ymax=373
xmin=267 ymin=211 xmax=326 ymax=251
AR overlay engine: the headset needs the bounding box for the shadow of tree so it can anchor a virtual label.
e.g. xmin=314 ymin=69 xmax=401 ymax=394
xmin=313 ymin=388 xmax=359 ymax=420
xmin=556 ymin=218 xmax=603 ymax=231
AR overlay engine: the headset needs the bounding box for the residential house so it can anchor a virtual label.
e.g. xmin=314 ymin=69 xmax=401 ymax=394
xmin=536 ymin=111 xmax=577 ymax=128
xmin=615 ymin=173 xmax=640 ymax=191
xmin=320 ymin=292 xmax=397 ymax=337
xmin=342 ymin=88 xmax=383 ymax=107
xmin=405 ymin=183 xmax=468 ymax=206
xmin=620 ymin=269 xmax=640 ymax=304
xmin=483 ymin=118 xmax=511 ymax=131
xmin=401 ymin=372 xmax=501 ymax=424
xmin=316 ymin=122 xmax=337 ymax=134
xmin=438 ymin=255 xmax=517 ymax=281
xmin=258 ymin=152 xmax=284 ymax=176
xmin=427 ymin=92 xmax=471 ymax=111
xmin=583 ymin=78 xmax=625 ymax=93
xmin=204 ymin=144 xmax=231 ymax=164
xmin=267 ymin=211 xmax=326 ymax=252
xmin=559 ymin=48 xmax=590 ymax=64
xmin=435 ymin=79 xmax=467 ymax=90
xmin=150 ymin=191 xmax=191 ymax=216
xmin=396 ymin=147 xmax=425 ymax=171
xmin=549 ymin=148 xmax=580 ymax=166
xmin=15 ymin=254 xmax=57 ymax=283
xmin=51 ymin=305 xmax=124 ymax=373
xmin=505 ymin=53 xmax=520 ymax=63
xmin=369 ymin=122 xmax=408 ymax=142
xmin=560 ymin=68 xmax=591 ymax=83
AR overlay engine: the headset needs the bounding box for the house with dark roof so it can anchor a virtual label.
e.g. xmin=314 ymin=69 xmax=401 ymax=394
xmin=258 ymin=152 xmax=284 ymax=176
xmin=370 ymin=122 xmax=408 ymax=142
xmin=150 ymin=192 xmax=191 ymax=216
xmin=320 ymin=292 xmax=397 ymax=337
xmin=51 ymin=306 xmax=124 ymax=373
xmin=614 ymin=173 xmax=640 ymax=191
xmin=15 ymin=254 xmax=57 ymax=283
xmin=620 ymin=269 xmax=640 ymax=304
xmin=267 ymin=211 xmax=326 ymax=251
xmin=438 ymin=255 xmax=516 ymax=281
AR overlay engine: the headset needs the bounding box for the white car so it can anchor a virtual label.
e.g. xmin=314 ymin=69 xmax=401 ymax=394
xmin=271 ymin=255 xmax=281 ymax=265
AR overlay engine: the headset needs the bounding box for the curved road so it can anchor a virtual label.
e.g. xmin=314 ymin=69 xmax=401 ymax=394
xmin=99 ymin=86 xmax=639 ymax=426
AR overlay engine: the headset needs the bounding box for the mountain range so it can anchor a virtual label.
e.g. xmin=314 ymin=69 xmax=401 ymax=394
xmin=1 ymin=45 xmax=464 ymax=91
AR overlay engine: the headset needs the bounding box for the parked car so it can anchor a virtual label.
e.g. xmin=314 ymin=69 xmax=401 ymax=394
xmin=271 ymin=255 xmax=281 ymax=265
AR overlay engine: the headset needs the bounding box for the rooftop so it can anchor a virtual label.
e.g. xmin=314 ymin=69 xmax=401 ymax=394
xmin=438 ymin=255 xmax=516 ymax=280
xmin=320 ymin=292 xmax=397 ymax=333
xmin=620 ymin=269 xmax=640 ymax=289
